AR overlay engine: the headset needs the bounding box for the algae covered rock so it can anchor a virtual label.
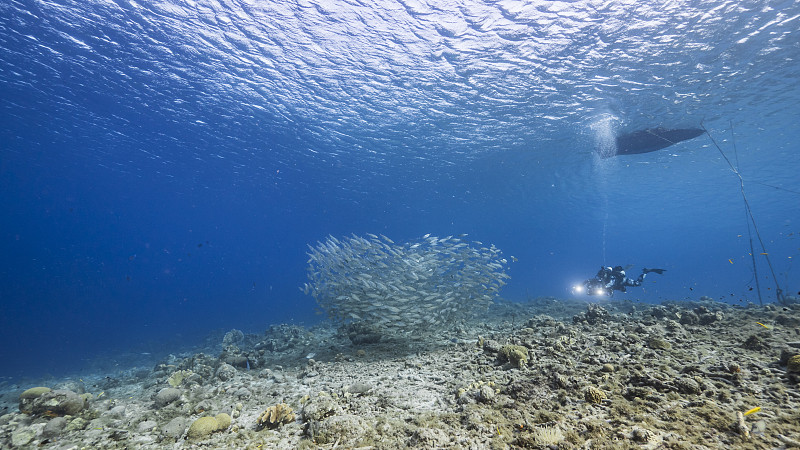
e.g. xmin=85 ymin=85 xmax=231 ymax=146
xmin=19 ymin=386 xmax=52 ymax=414
xmin=161 ymin=417 xmax=189 ymax=441
xmin=481 ymin=338 xmax=503 ymax=354
xmin=106 ymin=405 xmax=126 ymax=418
xmin=137 ymin=420 xmax=158 ymax=432
xmin=679 ymin=310 xmax=700 ymax=325
xmin=743 ymin=333 xmax=770 ymax=351
xmin=154 ymin=387 xmax=182 ymax=407
xmin=65 ymin=416 xmax=89 ymax=432
xmin=675 ymin=376 xmax=702 ymax=394
xmin=787 ymin=354 xmax=800 ymax=373
xmin=631 ymin=427 xmax=657 ymax=443
xmin=42 ymin=416 xmax=68 ymax=438
xmin=222 ymin=328 xmax=244 ymax=346
xmin=11 ymin=428 xmax=37 ymax=447
xmin=573 ymin=304 xmax=610 ymax=325
xmin=216 ymin=363 xmax=237 ymax=381
xmin=648 ymin=337 xmax=671 ymax=350
xmin=343 ymin=322 xmax=383 ymax=345
xmin=310 ymin=414 xmax=369 ymax=446
xmin=167 ymin=370 xmax=192 ymax=387
xmin=476 ymin=384 xmax=496 ymax=404
xmin=221 ymin=354 xmax=250 ymax=368
xmin=302 ymin=392 xmax=340 ymax=422
xmin=457 ymin=380 xmax=500 ymax=405
xmin=22 ymin=389 xmax=86 ymax=416
xmin=410 ymin=427 xmax=450 ymax=447
xmin=584 ymin=386 xmax=607 ymax=404
xmin=499 ymin=345 xmax=529 ymax=368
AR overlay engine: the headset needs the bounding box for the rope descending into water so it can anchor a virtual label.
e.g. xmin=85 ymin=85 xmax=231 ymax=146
xmin=701 ymin=123 xmax=784 ymax=305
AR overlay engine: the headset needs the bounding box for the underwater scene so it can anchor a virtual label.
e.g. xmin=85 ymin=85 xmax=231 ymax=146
xmin=1 ymin=0 xmax=800 ymax=448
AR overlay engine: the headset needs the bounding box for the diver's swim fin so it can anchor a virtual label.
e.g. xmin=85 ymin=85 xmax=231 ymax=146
xmin=643 ymin=268 xmax=666 ymax=275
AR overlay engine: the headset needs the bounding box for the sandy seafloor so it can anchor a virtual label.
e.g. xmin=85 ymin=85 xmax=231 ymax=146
xmin=2 ymin=297 xmax=800 ymax=449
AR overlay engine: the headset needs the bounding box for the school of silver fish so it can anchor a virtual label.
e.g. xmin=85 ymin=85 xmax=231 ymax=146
xmin=302 ymin=233 xmax=511 ymax=334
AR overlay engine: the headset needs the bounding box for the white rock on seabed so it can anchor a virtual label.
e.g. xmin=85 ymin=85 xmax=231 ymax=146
xmin=11 ymin=427 xmax=38 ymax=446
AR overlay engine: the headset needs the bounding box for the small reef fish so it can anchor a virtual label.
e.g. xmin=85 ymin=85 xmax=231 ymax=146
xmin=743 ymin=406 xmax=761 ymax=416
xmin=301 ymin=233 xmax=510 ymax=334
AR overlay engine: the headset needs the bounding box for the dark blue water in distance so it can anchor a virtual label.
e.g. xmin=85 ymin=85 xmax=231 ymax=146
xmin=2 ymin=0 xmax=799 ymax=379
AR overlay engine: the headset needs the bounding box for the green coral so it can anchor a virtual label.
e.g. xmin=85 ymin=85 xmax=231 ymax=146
xmin=188 ymin=417 xmax=218 ymax=440
xmin=648 ymin=338 xmax=671 ymax=350
xmin=187 ymin=414 xmax=231 ymax=440
xmin=168 ymin=370 xmax=193 ymax=387
xmin=65 ymin=417 xmax=88 ymax=432
xmin=499 ymin=345 xmax=529 ymax=368
xmin=20 ymin=387 xmax=51 ymax=399
xmin=215 ymin=413 xmax=232 ymax=430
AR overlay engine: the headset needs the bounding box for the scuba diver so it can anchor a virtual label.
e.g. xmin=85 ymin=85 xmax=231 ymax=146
xmin=576 ymin=266 xmax=666 ymax=296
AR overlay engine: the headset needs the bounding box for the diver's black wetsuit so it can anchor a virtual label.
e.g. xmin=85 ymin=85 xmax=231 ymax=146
xmin=588 ymin=266 xmax=665 ymax=295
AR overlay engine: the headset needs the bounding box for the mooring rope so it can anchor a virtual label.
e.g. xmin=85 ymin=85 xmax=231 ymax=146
xmin=701 ymin=123 xmax=784 ymax=304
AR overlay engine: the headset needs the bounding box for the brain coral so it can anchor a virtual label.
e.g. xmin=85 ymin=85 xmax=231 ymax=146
xmin=186 ymin=413 xmax=231 ymax=440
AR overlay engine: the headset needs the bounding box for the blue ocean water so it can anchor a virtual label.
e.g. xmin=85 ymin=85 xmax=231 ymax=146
xmin=1 ymin=0 xmax=798 ymax=379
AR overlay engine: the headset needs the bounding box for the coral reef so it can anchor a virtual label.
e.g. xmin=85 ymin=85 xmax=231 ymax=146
xmin=17 ymin=387 xmax=51 ymax=414
xmin=531 ymin=425 xmax=565 ymax=446
xmin=186 ymin=413 xmax=230 ymax=440
xmin=19 ymin=389 xmax=86 ymax=417
xmin=787 ymin=354 xmax=800 ymax=372
xmin=309 ymin=414 xmax=370 ymax=446
xmin=498 ymin=344 xmax=529 ymax=368
xmin=222 ymin=328 xmax=244 ymax=346
xmin=584 ymin=386 xmax=607 ymax=404
xmin=257 ymin=403 xmax=295 ymax=429
xmin=167 ymin=369 xmax=192 ymax=387
xmin=2 ymin=298 xmax=800 ymax=449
